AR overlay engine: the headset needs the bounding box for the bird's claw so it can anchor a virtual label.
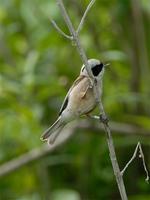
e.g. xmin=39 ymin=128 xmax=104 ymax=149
xmin=99 ymin=114 xmax=109 ymax=124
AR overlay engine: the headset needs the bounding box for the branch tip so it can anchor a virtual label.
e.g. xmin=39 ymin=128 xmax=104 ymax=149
xmin=49 ymin=17 xmax=73 ymax=40
xmin=77 ymin=0 xmax=96 ymax=34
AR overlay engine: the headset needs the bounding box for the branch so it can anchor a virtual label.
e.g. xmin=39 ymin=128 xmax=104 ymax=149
xmin=0 ymin=121 xmax=149 ymax=177
xmin=49 ymin=17 xmax=73 ymax=40
xmin=52 ymin=1 xmax=128 ymax=199
xmin=56 ymin=0 xmax=93 ymax=79
xmin=77 ymin=0 xmax=96 ymax=34
xmin=121 ymin=142 xmax=149 ymax=183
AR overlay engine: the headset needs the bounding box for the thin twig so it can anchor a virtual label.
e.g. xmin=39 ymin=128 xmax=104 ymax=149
xmin=56 ymin=0 xmax=93 ymax=79
xmin=121 ymin=143 xmax=139 ymax=175
xmin=55 ymin=1 xmax=128 ymax=199
xmin=49 ymin=18 xmax=73 ymax=40
xmin=121 ymin=142 xmax=149 ymax=183
xmin=138 ymin=143 xmax=149 ymax=183
xmin=77 ymin=0 xmax=96 ymax=34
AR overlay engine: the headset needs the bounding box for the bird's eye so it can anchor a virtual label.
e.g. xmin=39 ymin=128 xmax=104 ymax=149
xmin=91 ymin=63 xmax=104 ymax=76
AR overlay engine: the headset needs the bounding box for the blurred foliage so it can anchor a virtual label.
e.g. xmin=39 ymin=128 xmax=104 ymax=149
xmin=0 ymin=0 xmax=150 ymax=199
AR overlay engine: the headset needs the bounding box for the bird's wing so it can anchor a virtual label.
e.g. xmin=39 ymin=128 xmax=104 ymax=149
xmin=59 ymin=75 xmax=90 ymax=116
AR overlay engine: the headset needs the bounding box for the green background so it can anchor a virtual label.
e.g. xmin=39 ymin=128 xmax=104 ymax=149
xmin=0 ymin=0 xmax=150 ymax=199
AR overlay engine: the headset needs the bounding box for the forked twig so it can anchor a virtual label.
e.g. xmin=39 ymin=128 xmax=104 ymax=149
xmin=121 ymin=142 xmax=149 ymax=183
xmin=139 ymin=144 xmax=149 ymax=183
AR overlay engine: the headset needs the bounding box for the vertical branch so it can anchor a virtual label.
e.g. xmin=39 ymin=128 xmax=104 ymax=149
xmin=56 ymin=0 xmax=92 ymax=78
xmin=94 ymin=80 xmax=128 ymax=200
xmin=53 ymin=0 xmax=128 ymax=199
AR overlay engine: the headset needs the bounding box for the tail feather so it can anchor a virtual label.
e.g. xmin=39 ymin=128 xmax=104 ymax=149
xmin=41 ymin=117 xmax=63 ymax=141
xmin=48 ymin=124 xmax=65 ymax=145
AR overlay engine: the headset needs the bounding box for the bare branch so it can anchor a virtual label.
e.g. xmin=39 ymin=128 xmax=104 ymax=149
xmin=139 ymin=143 xmax=149 ymax=183
xmin=54 ymin=1 xmax=128 ymax=199
xmin=56 ymin=0 xmax=92 ymax=78
xmin=91 ymin=79 xmax=128 ymax=199
xmin=49 ymin=18 xmax=73 ymax=40
xmin=121 ymin=142 xmax=149 ymax=183
xmin=121 ymin=143 xmax=139 ymax=175
xmin=77 ymin=0 xmax=96 ymax=34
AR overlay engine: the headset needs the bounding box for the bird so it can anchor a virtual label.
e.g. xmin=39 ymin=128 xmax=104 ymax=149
xmin=41 ymin=59 xmax=106 ymax=144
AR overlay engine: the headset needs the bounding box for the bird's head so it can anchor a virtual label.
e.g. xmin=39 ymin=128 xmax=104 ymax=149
xmin=80 ymin=59 xmax=108 ymax=80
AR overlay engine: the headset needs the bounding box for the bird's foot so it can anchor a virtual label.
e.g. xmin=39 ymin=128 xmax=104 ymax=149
xmin=99 ymin=114 xmax=109 ymax=124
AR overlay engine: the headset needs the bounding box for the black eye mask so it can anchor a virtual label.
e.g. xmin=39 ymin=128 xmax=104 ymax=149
xmin=91 ymin=63 xmax=104 ymax=76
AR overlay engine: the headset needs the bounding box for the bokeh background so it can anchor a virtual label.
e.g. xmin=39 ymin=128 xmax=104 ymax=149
xmin=0 ymin=0 xmax=150 ymax=199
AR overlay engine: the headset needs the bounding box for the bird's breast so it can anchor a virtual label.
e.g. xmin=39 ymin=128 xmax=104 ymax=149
xmin=68 ymin=83 xmax=96 ymax=116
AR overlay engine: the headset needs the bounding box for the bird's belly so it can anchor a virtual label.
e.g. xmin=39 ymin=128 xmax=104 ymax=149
xmin=69 ymin=88 xmax=96 ymax=116
xmin=77 ymin=96 xmax=96 ymax=115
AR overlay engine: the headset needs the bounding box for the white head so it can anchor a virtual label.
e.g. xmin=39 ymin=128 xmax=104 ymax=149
xmin=80 ymin=59 xmax=105 ymax=80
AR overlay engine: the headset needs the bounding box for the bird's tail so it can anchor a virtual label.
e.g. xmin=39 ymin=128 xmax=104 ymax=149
xmin=41 ymin=117 xmax=64 ymax=141
xmin=48 ymin=124 xmax=65 ymax=145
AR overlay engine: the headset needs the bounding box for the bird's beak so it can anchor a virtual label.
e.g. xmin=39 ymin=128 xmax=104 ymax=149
xmin=104 ymin=63 xmax=110 ymax=68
